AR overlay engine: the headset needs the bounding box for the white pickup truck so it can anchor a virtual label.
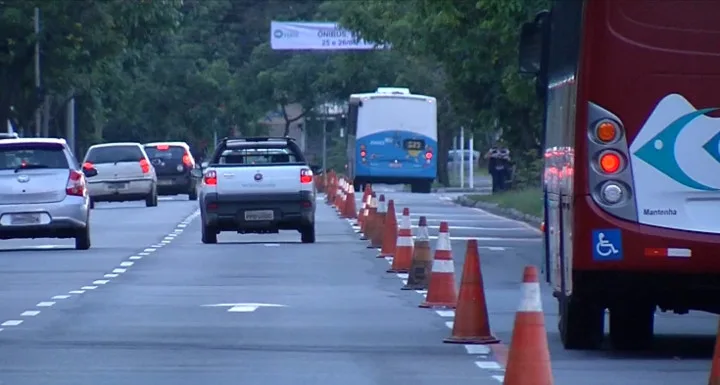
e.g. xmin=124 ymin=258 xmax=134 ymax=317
xmin=191 ymin=137 xmax=317 ymax=244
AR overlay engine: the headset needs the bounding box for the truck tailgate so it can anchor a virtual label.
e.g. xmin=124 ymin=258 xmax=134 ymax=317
xmin=215 ymin=166 xmax=304 ymax=195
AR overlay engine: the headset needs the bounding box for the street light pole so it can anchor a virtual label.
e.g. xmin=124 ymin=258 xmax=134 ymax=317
xmin=34 ymin=7 xmax=41 ymax=137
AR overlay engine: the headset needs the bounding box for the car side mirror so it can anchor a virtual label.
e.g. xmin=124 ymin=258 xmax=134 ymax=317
xmin=82 ymin=167 xmax=98 ymax=178
xmin=190 ymin=168 xmax=203 ymax=178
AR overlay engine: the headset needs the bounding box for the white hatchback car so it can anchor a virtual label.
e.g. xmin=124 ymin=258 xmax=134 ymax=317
xmin=0 ymin=137 xmax=96 ymax=250
xmin=82 ymin=142 xmax=158 ymax=208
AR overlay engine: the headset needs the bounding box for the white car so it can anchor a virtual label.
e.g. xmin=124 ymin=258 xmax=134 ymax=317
xmin=82 ymin=142 xmax=158 ymax=208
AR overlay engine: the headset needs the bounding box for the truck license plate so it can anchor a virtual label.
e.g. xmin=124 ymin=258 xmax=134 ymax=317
xmin=244 ymin=210 xmax=274 ymax=221
xmin=10 ymin=213 xmax=41 ymax=225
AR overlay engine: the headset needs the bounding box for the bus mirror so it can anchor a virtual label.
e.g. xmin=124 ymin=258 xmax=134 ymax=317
xmin=518 ymin=22 xmax=542 ymax=75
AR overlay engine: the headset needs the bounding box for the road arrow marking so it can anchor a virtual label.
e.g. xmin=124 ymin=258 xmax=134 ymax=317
xmin=202 ymin=303 xmax=287 ymax=313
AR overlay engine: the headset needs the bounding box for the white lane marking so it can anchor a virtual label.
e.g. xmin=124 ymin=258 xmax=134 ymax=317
xmin=139 ymin=252 xmax=150 ymax=256
xmin=415 ymin=290 xmax=427 ymax=294
xmin=161 ymin=240 xmax=170 ymax=244
xmin=36 ymin=302 xmax=55 ymax=307
xmin=1 ymin=320 xmax=22 ymax=326
xmin=69 ymin=290 xmax=85 ymax=294
xmin=445 ymin=321 xmax=454 ymax=329
xmin=228 ymin=306 xmax=259 ymax=312
xmin=436 ymin=310 xmax=455 ymax=317
xmin=120 ymin=261 xmax=134 ymax=267
xmin=396 ymin=273 xmax=408 ymax=279
xmin=81 ymin=286 xmax=97 ymax=290
xmin=93 ymin=280 xmax=110 ymax=285
xmin=21 ymin=310 xmax=40 ymax=316
xmin=466 ymin=345 xmax=491 ymax=355
xmin=178 ymin=224 xmax=187 ymax=228
xmin=129 ymin=256 xmax=142 ymax=260
xmin=470 ymin=207 xmax=542 ymax=234
xmin=411 ymin=225 xmax=528 ymax=231
xmin=144 ymin=248 xmax=156 ymax=252
xmin=52 ymin=295 xmax=70 ymax=300
xmin=492 ymin=375 xmax=504 ymax=382
xmin=264 ymin=244 xmax=280 ymax=247
xmin=428 ymin=235 xmax=538 ymax=242
xmin=475 ymin=361 xmax=503 ymax=370
xmin=113 ymin=268 xmax=127 ymax=273
xmin=0 ymin=328 xmax=3 ymax=332
xmin=104 ymin=273 xmax=119 ymax=278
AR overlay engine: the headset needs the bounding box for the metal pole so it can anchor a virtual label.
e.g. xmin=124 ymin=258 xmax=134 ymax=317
xmin=469 ymin=134 xmax=474 ymax=189
xmin=322 ymin=119 xmax=327 ymax=173
xmin=34 ymin=7 xmax=41 ymax=137
xmin=459 ymin=127 xmax=465 ymax=188
xmin=66 ymin=98 xmax=75 ymax=155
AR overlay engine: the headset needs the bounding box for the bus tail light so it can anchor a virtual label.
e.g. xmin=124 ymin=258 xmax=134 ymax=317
xmin=360 ymin=150 xmax=367 ymax=158
xmin=598 ymin=151 xmax=622 ymax=174
xmin=424 ymin=152 xmax=433 ymax=160
xmin=600 ymin=182 xmax=624 ymax=204
xmin=594 ymin=120 xmax=620 ymax=143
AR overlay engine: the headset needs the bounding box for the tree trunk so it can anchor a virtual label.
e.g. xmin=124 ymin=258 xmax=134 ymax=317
xmin=437 ymin=127 xmax=453 ymax=186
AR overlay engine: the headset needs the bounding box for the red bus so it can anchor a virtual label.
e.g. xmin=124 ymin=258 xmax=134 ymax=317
xmin=519 ymin=0 xmax=720 ymax=351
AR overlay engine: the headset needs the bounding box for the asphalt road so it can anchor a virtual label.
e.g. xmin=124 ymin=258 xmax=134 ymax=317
xmin=0 ymin=188 xmax=714 ymax=384
xmin=362 ymin=185 xmax=717 ymax=384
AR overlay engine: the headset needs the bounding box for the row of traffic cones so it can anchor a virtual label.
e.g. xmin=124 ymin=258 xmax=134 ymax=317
xmin=326 ymin=187 xmax=553 ymax=385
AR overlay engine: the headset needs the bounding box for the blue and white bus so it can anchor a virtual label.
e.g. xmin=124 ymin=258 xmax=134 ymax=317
xmin=346 ymin=87 xmax=437 ymax=193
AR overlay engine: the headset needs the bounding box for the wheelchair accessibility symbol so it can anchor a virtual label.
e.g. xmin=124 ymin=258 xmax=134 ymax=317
xmin=591 ymin=229 xmax=623 ymax=261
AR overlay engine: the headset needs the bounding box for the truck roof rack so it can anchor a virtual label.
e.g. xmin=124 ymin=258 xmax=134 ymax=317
xmin=220 ymin=136 xmax=296 ymax=143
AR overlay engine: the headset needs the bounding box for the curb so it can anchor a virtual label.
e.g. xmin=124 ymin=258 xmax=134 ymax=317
xmin=454 ymin=195 xmax=543 ymax=228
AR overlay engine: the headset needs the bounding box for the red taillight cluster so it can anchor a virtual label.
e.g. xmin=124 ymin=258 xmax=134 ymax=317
xmin=300 ymin=169 xmax=313 ymax=184
xmin=182 ymin=153 xmax=193 ymax=167
xmin=204 ymin=170 xmax=217 ymax=185
xmin=139 ymin=158 xmax=151 ymax=173
xmin=66 ymin=170 xmax=86 ymax=197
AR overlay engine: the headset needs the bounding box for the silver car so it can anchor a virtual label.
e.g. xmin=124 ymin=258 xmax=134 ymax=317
xmin=83 ymin=142 xmax=158 ymax=208
xmin=0 ymin=137 xmax=96 ymax=250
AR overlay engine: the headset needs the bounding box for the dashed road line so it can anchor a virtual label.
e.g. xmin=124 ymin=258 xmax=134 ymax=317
xmin=0 ymin=210 xmax=202 ymax=334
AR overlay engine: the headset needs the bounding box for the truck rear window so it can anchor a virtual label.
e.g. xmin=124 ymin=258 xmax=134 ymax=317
xmin=85 ymin=145 xmax=144 ymax=164
xmin=0 ymin=142 xmax=69 ymax=170
xmin=218 ymin=147 xmax=300 ymax=165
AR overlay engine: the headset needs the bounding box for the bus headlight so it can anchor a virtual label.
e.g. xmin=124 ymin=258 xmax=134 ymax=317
xmin=601 ymin=182 xmax=623 ymax=204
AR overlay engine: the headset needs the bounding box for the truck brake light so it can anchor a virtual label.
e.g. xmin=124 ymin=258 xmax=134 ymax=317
xmin=300 ymin=169 xmax=313 ymax=184
xmin=595 ymin=120 xmax=619 ymax=143
xmin=204 ymin=170 xmax=217 ymax=186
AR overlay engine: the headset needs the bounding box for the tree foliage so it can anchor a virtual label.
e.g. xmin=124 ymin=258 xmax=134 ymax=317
xmin=0 ymin=0 xmax=548 ymax=186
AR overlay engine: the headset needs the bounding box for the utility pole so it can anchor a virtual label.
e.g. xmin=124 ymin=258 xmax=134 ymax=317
xmin=34 ymin=7 xmax=41 ymax=137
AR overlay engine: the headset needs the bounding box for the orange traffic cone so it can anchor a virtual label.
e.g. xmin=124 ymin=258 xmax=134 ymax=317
xmin=444 ymin=239 xmax=499 ymax=344
xmin=503 ymin=265 xmax=553 ymax=385
xmin=419 ymin=222 xmax=457 ymax=309
xmin=358 ymin=192 xmax=373 ymax=237
xmin=709 ymin=320 xmax=720 ymax=385
xmin=354 ymin=185 xmax=371 ymax=227
xmin=377 ymin=200 xmax=398 ymax=258
xmin=343 ymin=187 xmax=357 ymax=219
xmin=360 ymin=192 xmax=376 ymax=241
xmin=325 ymin=173 xmax=336 ymax=205
xmin=388 ymin=207 xmax=413 ymax=272
xmin=368 ymin=194 xmax=386 ymax=249
xmin=402 ymin=216 xmax=432 ymax=290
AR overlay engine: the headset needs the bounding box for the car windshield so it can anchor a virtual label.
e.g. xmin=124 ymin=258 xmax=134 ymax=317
xmin=218 ymin=146 xmax=299 ymax=165
xmin=85 ymin=145 xmax=144 ymax=164
xmin=0 ymin=143 xmax=69 ymax=170
xmin=144 ymin=145 xmax=185 ymax=161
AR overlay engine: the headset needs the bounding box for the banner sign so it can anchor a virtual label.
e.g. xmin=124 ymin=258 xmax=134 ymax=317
xmin=270 ymin=21 xmax=388 ymax=51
